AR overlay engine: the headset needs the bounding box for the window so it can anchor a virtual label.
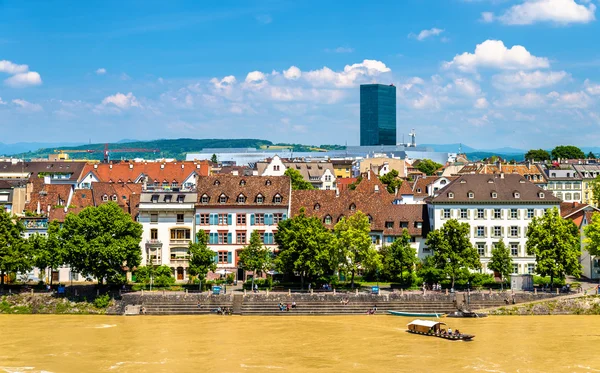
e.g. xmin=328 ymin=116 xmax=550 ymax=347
xmin=494 ymin=209 xmax=501 ymax=219
xmin=255 ymin=213 xmax=265 ymax=225
xmin=199 ymin=214 xmax=209 ymax=225
xmin=385 ymin=236 xmax=395 ymax=243
xmin=314 ymin=203 xmax=320 ymax=211
xmin=574 ymin=192 xmax=581 ymax=200
xmin=511 ymin=244 xmax=518 ymax=256
xmin=240 ymin=180 xmax=246 ymax=186
xmin=493 ymin=226 xmax=501 ymax=237
xmin=512 ymin=264 xmax=518 ymax=274
xmin=325 ymin=175 xmax=332 ymax=182
xmin=237 ymin=214 xmax=246 ymax=225
xmin=468 ymin=192 xmax=474 ymax=199
xmin=460 ymin=209 xmax=467 ymax=219
xmin=219 ymin=194 xmax=227 ymax=204
xmin=177 ymin=214 xmax=184 ymax=223
xmin=400 ymin=221 xmax=409 ymax=228
xmin=214 ymin=180 xmax=220 ymax=186
xmin=324 ymin=215 xmax=332 ymax=225
xmin=448 ymin=192 xmax=454 ymax=199
xmin=218 ymin=251 xmax=228 ymax=264
xmin=477 ymin=209 xmax=484 ymax=219
xmin=415 ymin=222 xmax=422 ymax=229
xmin=171 ymin=229 xmax=191 ymax=241
xmin=256 ymin=194 xmax=264 ymax=204
xmin=273 ymin=194 xmax=282 ymax=204
xmin=565 ymin=192 xmax=572 ymax=200
xmin=510 ymin=226 xmax=518 ymax=237
xmin=112 ymin=195 xmax=118 ymax=201
xmin=201 ymin=194 xmax=209 ymax=204
xmin=237 ymin=194 xmax=246 ymax=203
xmin=218 ymin=232 xmax=227 ymax=244
xmin=218 ymin=214 xmax=228 ymax=225
xmin=492 ymin=192 xmax=498 ymax=199
xmin=236 ymin=232 xmax=247 ymax=244
xmin=514 ymin=192 xmax=520 ymax=199
xmin=150 ymin=213 xmax=158 ymax=223
xmin=527 ymin=263 xmax=535 ymax=274
xmin=476 ymin=226 xmax=485 ymax=237
xmin=367 ymin=215 xmax=373 ymax=224
xmin=477 ymin=243 xmax=485 ymax=256
xmin=349 ymin=203 xmax=356 ymax=211
xmin=263 ymin=232 xmax=274 ymax=245
xmin=150 ymin=229 xmax=158 ymax=240
xmin=539 ymin=192 xmax=545 ymax=198
xmin=443 ymin=209 xmax=450 ymax=219
xmin=265 ymin=180 xmax=272 ymax=186
xmin=177 ymin=195 xmax=184 ymax=203
xmin=527 ymin=209 xmax=534 ymax=219
xmin=273 ymin=213 xmax=284 ymax=224
xmin=164 ymin=195 xmax=172 ymax=203
xmin=102 ymin=195 xmax=108 ymax=202
xmin=510 ymin=209 xmax=518 ymax=219
xmin=385 ymin=221 xmax=394 ymax=229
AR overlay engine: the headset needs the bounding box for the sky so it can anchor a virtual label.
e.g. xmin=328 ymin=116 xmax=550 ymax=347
xmin=1 ymin=0 xmax=600 ymax=149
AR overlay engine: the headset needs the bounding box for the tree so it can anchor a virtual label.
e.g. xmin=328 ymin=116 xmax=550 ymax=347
xmin=382 ymin=229 xmax=417 ymax=283
xmin=416 ymin=159 xmax=443 ymax=176
xmin=526 ymin=207 xmax=581 ymax=287
xmin=588 ymin=151 xmax=596 ymax=159
xmin=0 ymin=211 xmax=31 ymax=285
xmin=135 ymin=265 xmax=175 ymax=287
xmin=425 ymin=219 xmax=481 ymax=289
xmin=61 ymin=202 xmax=143 ymax=285
xmin=31 ymin=221 xmax=64 ymax=285
xmin=188 ymin=231 xmax=217 ymax=289
xmin=590 ymin=175 xmax=600 ymax=207
xmin=584 ymin=212 xmax=600 ymax=257
xmin=334 ymin=211 xmax=379 ymax=288
xmin=488 ymin=239 xmax=512 ymax=289
xmin=348 ymin=176 xmax=362 ymax=190
xmin=551 ymin=145 xmax=585 ymax=160
xmin=379 ymin=169 xmax=403 ymax=194
xmin=274 ymin=209 xmax=335 ymax=289
xmin=284 ymin=168 xmax=315 ymax=190
xmin=210 ymin=154 xmax=218 ymax=164
xmin=524 ymin=149 xmax=551 ymax=162
xmin=238 ymin=230 xmax=272 ymax=289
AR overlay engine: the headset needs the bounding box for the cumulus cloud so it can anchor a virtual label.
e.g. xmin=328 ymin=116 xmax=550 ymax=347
xmin=493 ymin=92 xmax=547 ymax=108
xmin=0 ymin=97 xmax=6 ymax=105
xmin=283 ymin=66 xmax=302 ymax=80
xmin=101 ymin=92 xmax=140 ymax=109
xmin=301 ymin=59 xmax=391 ymax=88
xmin=492 ymin=0 xmax=596 ymax=25
xmin=453 ymin=78 xmax=481 ymax=96
xmin=325 ymin=47 xmax=354 ymax=53
xmin=408 ymin=28 xmax=445 ymax=41
xmin=492 ymin=70 xmax=568 ymax=90
xmin=474 ymin=97 xmax=489 ymax=109
xmin=480 ymin=12 xmax=495 ymax=22
xmin=547 ymin=90 xmax=592 ymax=108
xmin=443 ymin=40 xmax=550 ymax=72
xmin=584 ymin=79 xmax=600 ymax=95
xmin=96 ymin=68 xmax=107 ymax=75
xmin=0 ymin=59 xmax=42 ymax=87
xmin=12 ymin=99 xmax=43 ymax=112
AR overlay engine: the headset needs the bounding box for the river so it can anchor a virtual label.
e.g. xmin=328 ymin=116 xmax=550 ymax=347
xmin=0 ymin=315 xmax=599 ymax=373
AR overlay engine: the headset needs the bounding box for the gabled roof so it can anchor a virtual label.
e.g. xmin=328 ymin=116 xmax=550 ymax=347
xmin=0 ymin=161 xmax=87 ymax=181
xmin=398 ymin=181 xmax=414 ymax=195
xmin=560 ymin=202 xmax=600 ymax=219
xmin=196 ymin=175 xmax=290 ymax=207
xmin=79 ymin=161 xmax=210 ymax=184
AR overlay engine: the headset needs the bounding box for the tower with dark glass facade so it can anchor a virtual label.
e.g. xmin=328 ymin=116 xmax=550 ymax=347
xmin=360 ymin=84 xmax=396 ymax=146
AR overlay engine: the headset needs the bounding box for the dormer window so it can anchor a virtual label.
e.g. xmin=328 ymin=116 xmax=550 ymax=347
xmin=448 ymin=192 xmax=454 ymax=199
xmin=213 ymin=180 xmax=220 ymax=186
xmin=273 ymin=194 xmax=282 ymax=204
xmin=314 ymin=203 xmax=320 ymax=211
xmin=102 ymin=194 xmax=108 ymax=202
xmin=349 ymin=203 xmax=356 ymax=211
xmin=324 ymin=215 xmax=332 ymax=225
xmin=239 ymin=180 xmax=246 ymax=186
xmin=367 ymin=215 xmax=373 ymax=224
xmin=491 ymin=192 xmax=498 ymax=199
xmin=256 ymin=194 xmax=264 ymax=204
xmin=201 ymin=194 xmax=209 ymax=204
xmin=417 ymin=188 xmax=422 ymax=193
xmin=219 ymin=194 xmax=227 ymax=203
xmin=468 ymin=192 xmax=474 ymax=199
xmin=265 ymin=180 xmax=272 ymax=186
xmin=514 ymin=192 xmax=520 ymax=199
xmin=539 ymin=192 xmax=545 ymax=198
xmin=337 ymin=215 xmax=345 ymax=222
xmin=488 ymin=179 xmax=494 ymax=184
xmin=460 ymin=180 xmax=466 ymax=184
xmin=177 ymin=195 xmax=184 ymax=203
xmin=441 ymin=180 xmax=447 ymax=185
xmin=520 ymin=179 xmax=526 ymax=183
xmin=151 ymin=194 xmax=159 ymax=203
xmin=164 ymin=195 xmax=172 ymax=203
xmin=237 ymin=194 xmax=246 ymax=203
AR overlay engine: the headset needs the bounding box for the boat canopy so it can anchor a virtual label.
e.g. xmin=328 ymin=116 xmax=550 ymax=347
xmin=407 ymin=320 xmax=446 ymax=328
xmin=407 ymin=319 xmax=446 ymax=333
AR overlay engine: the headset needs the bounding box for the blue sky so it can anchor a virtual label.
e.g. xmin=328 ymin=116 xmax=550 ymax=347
xmin=1 ymin=0 xmax=600 ymax=149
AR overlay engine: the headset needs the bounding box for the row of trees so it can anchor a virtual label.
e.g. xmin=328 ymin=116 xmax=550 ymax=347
xmin=525 ymin=145 xmax=593 ymax=162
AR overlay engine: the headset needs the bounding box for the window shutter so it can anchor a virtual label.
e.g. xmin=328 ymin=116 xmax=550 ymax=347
xmin=227 ymin=252 xmax=232 ymax=263
xmin=501 ymin=227 xmax=505 ymax=236
xmin=210 ymin=213 xmax=217 ymax=225
xmin=268 ymin=214 xmax=273 ymax=225
xmin=467 ymin=209 xmax=471 ymax=219
xmin=227 ymin=214 xmax=232 ymax=225
xmin=250 ymin=214 xmax=255 ymax=226
xmin=227 ymin=232 xmax=232 ymax=244
xmin=282 ymin=213 xmax=287 ymax=221
xmin=484 ymin=209 xmax=488 ymax=219
xmin=213 ymin=252 xmax=218 ymax=263
xmin=195 ymin=214 xmax=200 ymax=225
xmin=517 ymin=226 xmax=521 ymax=237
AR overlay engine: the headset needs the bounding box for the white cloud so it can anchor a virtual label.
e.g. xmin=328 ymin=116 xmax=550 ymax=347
xmin=12 ymin=99 xmax=42 ymax=112
xmin=4 ymin=72 xmax=42 ymax=88
xmin=283 ymin=66 xmax=302 ymax=80
xmin=481 ymin=12 xmax=495 ymax=22
xmin=0 ymin=97 xmax=6 ymax=105
xmin=302 ymin=59 xmax=391 ymax=88
xmin=494 ymin=0 xmax=596 ymax=25
xmin=468 ymin=114 xmax=490 ymax=127
xmin=408 ymin=28 xmax=445 ymax=41
xmin=547 ymin=90 xmax=592 ymax=108
xmin=493 ymin=92 xmax=547 ymax=108
xmin=244 ymin=71 xmax=267 ymax=89
xmin=96 ymin=68 xmax=107 ymax=75
xmin=492 ymin=70 xmax=568 ymax=90
xmin=325 ymin=47 xmax=354 ymax=53
xmin=474 ymin=97 xmax=489 ymax=109
xmin=412 ymin=94 xmax=441 ymax=110
xmin=0 ymin=60 xmax=29 ymax=74
xmin=443 ymin=40 xmax=550 ymax=72
xmin=211 ymin=75 xmax=237 ymax=89
xmin=453 ymin=78 xmax=481 ymax=96
xmin=101 ymin=92 xmax=140 ymax=109
xmin=584 ymin=79 xmax=600 ymax=95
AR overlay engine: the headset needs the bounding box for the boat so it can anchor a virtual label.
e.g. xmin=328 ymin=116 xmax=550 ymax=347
xmin=387 ymin=310 xmax=445 ymax=318
xmin=406 ymin=319 xmax=475 ymax=341
xmin=445 ymin=310 xmax=487 ymax=318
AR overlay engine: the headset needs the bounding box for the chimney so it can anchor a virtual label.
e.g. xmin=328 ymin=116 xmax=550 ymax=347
xmin=395 ymin=186 xmax=399 ymax=197
xmin=129 ymin=164 xmax=133 ymax=169
xmin=500 ymin=172 xmax=504 ymax=179
xmin=335 ymin=188 xmax=340 ymax=197
xmin=109 ymin=164 xmax=112 ymax=169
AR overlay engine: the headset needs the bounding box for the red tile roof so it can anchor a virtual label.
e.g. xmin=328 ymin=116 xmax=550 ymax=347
xmin=80 ymin=160 xmax=210 ymax=184
xmin=196 ymin=175 xmax=291 ymax=208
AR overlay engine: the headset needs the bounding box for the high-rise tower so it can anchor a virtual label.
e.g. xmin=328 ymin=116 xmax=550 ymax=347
xmin=360 ymin=84 xmax=396 ymax=146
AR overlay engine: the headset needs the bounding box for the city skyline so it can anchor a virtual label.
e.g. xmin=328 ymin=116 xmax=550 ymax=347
xmin=1 ymin=0 xmax=600 ymax=148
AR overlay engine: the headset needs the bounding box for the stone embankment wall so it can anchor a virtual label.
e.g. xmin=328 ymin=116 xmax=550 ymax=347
xmin=0 ymin=294 xmax=107 ymax=314
xmin=490 ymin=295 xmax=600 ymax=315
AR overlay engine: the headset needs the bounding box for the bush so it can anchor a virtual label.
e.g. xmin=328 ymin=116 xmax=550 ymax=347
xmin=243 ymin=277 xmax=273 ymax=290
xmin=134 ymin=265 xmax=175 ymax=287
xmin=533 ymin=276 xmax=566 ymax=287
xmin=94 ymin=294 xmax=111 ymax=308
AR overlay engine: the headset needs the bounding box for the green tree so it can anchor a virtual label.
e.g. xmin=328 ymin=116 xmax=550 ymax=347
xmin=348 ymin=176 xmax=362 ymax=190
xmin=61 ymin=202 xmax=142 ymax=285
xmin=334 ymin=211 xmax=380 ymax=288
xmin=382 ymin=229 xmax=417 ymax=283
xmin=238 ymin=230 xmax=272 ymax=289
xmin=488 ymin=239 xmax=513 ymax=289
xmin=135 ymin=265 xmax=175 ymax=287
xmin=584 ymin=212 xmax=600 ymax=257
xmin=425 ymin=219 xmax=481 ymax=289
xmin=416 ymin=256 xmax=443 ymax=284
xmin=416 ymin=159 xmax=443 ymax=176
xmin=0 ymin=210 xmax=31 ymax=285
xmin=526 ymin=207 xmax=581 ymax=287
xmin=524 ymin=149 xmax=551 ymax=162
xmin=210 ymin=154 xmax=218 ymax=163
xmin=590 ymin=175 xmax=600 ymax=207
xmin=588 ymin=151 xmax=596 ymax=159
xmin=31 ymin=221 xmax=64 ymax=285
xmin=274 ymin=209 xmax=335 ymax=289
xmin=551 ymin=145 xmax=585 ymax=160
xmin=188 ymin=231 xmax=217 ymax=289
xmin=379 ymin=169 xmax=403 ymax=194
xmin=284 ymin=168 xmax=315 ymax=190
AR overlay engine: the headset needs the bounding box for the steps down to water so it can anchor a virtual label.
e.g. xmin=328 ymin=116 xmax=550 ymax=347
xmin=240 ymin=301 xmax=457 ymax=316
xmin=142 ymin=301 xmax=233 ymax=315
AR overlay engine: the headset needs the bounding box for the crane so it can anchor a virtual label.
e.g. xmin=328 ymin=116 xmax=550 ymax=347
xmin=54 ymin=143 xmax=160 ymax=163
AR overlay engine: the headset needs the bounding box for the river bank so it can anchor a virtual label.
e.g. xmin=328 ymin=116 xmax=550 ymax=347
xmin=0 ymin=293 xmax=109 ymax=314
xmin=489 ymin=294 xmax=600 ymax=315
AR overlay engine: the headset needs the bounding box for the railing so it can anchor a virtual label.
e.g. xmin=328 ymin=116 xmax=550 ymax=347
xmin=170 ymin=258 xmax=190 ymax=266
xmin=145 ymin=239 xmax=162 ymax=246
xmin=147 ymin=258 xmax=162 ymax=265
xmin=170 ymin=239 xmax=191 ymax=245
xmin=143 ymin=185 xmax=197 ymax=192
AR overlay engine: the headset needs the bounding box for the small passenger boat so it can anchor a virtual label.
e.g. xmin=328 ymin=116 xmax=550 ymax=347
xmin=387 ymin=310 xmax=445 ymax=318
xmin=406 ymin=319 xmax=475 ymax=341
xmin=445 ymin=310 xmax=487 ymax=318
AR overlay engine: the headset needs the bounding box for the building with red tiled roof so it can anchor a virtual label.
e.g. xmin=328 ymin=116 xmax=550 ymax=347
xmin=561 ymin=202 xmax=600 ymax=280
xmin=411 ymin=176 xmax=458 ymax=203
xmin=336 ymin=177 xmax=357 ymax=192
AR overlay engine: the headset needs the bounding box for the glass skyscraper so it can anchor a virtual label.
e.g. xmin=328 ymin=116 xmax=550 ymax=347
xmin=360 ymin=84 xmax=396 ymax=146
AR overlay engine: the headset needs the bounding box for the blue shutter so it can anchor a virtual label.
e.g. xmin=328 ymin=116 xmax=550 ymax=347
xmin=195 ymin=214 xmax=200 ymax=225
xmin=213 ymin=251 xmax=218 ymax=263
xmin=227 ymin=214 xmax=232 ymax=225
xmin=227 ymin=251 xmax=232 ymax=263
xmin=268 ymin=214 xmax=274 ymax=225
xmin=282 ymin=213 xmax=287 ymax=221
xmin=210 ymin=233 xmax=218 ymax=245
xmin=250 ymin=214 xmax=255 ymax=226
xmin=227 ymin=232 xmax=232 ymax=244
xmin=209 ymin=213 xmax=216 ymax=225
xmin=263 ymin=233 xmax=268 ymax=245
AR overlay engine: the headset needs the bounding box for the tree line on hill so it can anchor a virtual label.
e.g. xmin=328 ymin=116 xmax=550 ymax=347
xmin=524 ymin=145 xmax=594 ymax=162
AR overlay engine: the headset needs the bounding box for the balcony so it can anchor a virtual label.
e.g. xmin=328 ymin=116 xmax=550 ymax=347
xmin=146 ymin=258 xmax=162 ymax=265
xmin=145 ymin=239 xmax=162 ymax=247
xmin=170 ymin=257 xmax=190 ymax=266
xmin=170 ymin=239 xmax=191 ymax=245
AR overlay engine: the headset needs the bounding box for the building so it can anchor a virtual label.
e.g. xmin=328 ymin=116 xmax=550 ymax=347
xmin=561 ymin=202 xmax=600 ymax=280
xmin=291 ymin=171 xmax=430 ymax=259
xmin=358 ymin=157 xmax=408 ymax=178
xmin=457 ymin=162 xmax=546 ymax=186
xmin=0 ymin=180 xmax=16 ymax=214
xmin=411 ymin=176 xmax=458 ymax=204
xmin=138 ymin=188 xmax=198 ymax=281
xmin=256 ymin=155 xmax=336 ymax=190
xmin=427 ymin=173 xmax=561 ymax=275
xmin=573 ymin=164 xmax=600 ymax=206
xmin=330 ymin=159 xmax=354 ymax=179
xmin=538 ymin=164 xmax=583 ymax=203
xmin=194 ymin=175 xmax=291 ymax=281
xmin=360 ymin=84 xmax=396 ymax=146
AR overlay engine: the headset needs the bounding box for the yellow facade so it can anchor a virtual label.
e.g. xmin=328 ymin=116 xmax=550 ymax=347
xmin=331 ymin=160 xmax=353 ymax=179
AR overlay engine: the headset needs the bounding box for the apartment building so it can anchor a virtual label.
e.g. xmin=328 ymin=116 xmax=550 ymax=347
xmin=573 ymin=164 xmax=600 ymax=206
xmin=538 ymin=164 xmax=583 ymax=203
xmin=256 ymin=155 xmax=336 ymax=190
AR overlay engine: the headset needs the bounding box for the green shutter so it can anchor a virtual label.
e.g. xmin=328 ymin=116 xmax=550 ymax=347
xmin=227 ymin=214 xmax=232 ymax=225
xmin=250 ymin=214 xmax=255 ymax=225
xmin=282 ymin=213 xmax=287 ymax=221
xmin=195 ymin=214 xmax=200 ymax=225
xmin=213 ymin=251 xmax=218 ymax=263
xmin=227 ymin=252 xmax=232 ymax=263
xmin=227 ymin=232 xmax=232 ymax=244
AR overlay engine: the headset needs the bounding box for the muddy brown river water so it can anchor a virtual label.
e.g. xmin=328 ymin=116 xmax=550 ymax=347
xmin=1 ymin=315 xmax=599 ymax=372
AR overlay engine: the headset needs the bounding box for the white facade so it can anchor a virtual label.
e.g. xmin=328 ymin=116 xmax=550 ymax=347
xmin=258 ymin=155 xmax=337 ymax=190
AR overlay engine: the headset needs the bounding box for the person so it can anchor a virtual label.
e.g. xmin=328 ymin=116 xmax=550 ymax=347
xmin=341 ymin=298 xmax=349 ymax=306
xmin=292 ymin=301 xmax=297 ymax=309
xmin=372 ymin=305 xmax=377 ymax=313
xmin=286 ymin=303 xmax=290 ymax=312
xmin=216 ymin=306 xmax=222 ymax=314
xmin=448 ymin=328 xmax=453 ymax=335
xmin=308 ymin=283 xmax=311 ymax=291
xmin=455 ymin=329 xmax=460 ymax=336
xmin=254 ymin=283 xmax=258 ymax=293
xmin=197 ymin=301 xmax=201 ymax=308
xmin=140 ymin=306 xmax=146 ymax=315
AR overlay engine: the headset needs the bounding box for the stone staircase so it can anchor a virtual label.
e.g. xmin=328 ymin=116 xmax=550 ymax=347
xmin=142 ymin=300 xmax=233 ymax=315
